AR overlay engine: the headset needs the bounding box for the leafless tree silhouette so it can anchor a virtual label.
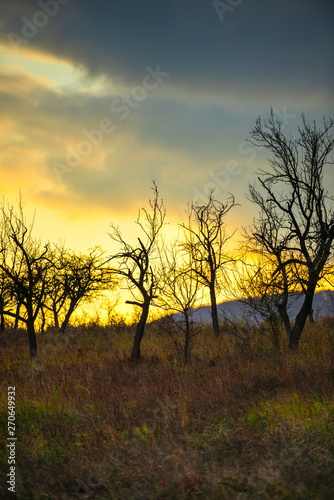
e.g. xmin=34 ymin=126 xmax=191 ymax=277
xmin=44 ymin=245 xmax=113 ymax=333
xmin=181 ymin=192 xmax=236 ymax=337
xmin=157 ymin=236 xmax=202 ymax=363
xmin=109 ymin=182 xmax=166 ymax=359
xmin=245 ymin=110 xmax=334 ymax=348
xmin=0 ymin=197 xmax=49 ymax=357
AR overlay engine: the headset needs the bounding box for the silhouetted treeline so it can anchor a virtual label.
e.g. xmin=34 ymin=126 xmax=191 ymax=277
xmin=1 ymin=112 xmax=333 ymax=360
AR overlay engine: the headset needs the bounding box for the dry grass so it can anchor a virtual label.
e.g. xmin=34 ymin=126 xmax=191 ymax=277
xmin=1 ymin=318 xmax=334 ymax=499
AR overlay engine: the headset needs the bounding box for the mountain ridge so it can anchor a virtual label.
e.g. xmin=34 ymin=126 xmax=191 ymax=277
xmin=173 ymin=289 xmax=334 ymax=324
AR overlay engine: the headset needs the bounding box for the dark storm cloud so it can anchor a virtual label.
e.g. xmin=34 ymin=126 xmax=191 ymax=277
xmin=1 ymin=0 xmax=333 ymax=100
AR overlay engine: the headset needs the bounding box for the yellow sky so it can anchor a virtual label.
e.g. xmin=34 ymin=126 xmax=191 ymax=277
xmin=1 ymin=41 xmax=245 ymax=253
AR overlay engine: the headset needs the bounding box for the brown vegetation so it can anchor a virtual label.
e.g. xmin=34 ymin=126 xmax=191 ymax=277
xmin=1 ymin=317 xmax=333 ymax=499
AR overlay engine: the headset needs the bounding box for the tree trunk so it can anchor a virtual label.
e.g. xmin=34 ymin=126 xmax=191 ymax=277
xmin=60 ymin=301 xmax=76 ymax=333
xmin=269 ymin=314 xmax=280 ymax=351
xmin=14 ymin=302 xmax=21 ymax=329
xmin=26 ymin=315 xmax=37 ymax=358
xmin=0 ymin=297 xmax=5 ymax=332
xmin=40 ymin=306 xmax=46 ymax=334
xmin=289 ymin=283 xmax=317 ymax=349
xmin=184 ymin=313 xmax=190 ymax=364
xmin=281 ymin=309 xmax=292 ymax=338
xmin=53 ymin=304 xmax=59 ymax=329
xmin=277 ymin=293 xmax=291 ymax=339
xmin=210 ymin=285 xmax=220 ymax=337
xmin=131 ymin=301 xmax=150 ymax=359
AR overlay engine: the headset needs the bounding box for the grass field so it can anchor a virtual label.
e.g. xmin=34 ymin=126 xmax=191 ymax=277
xmin=1 ymin=318 xmax=334 ymax=499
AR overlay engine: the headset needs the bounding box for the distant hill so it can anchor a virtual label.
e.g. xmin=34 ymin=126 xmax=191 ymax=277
xmin=173 ymin=289 xmax=334 ymax=324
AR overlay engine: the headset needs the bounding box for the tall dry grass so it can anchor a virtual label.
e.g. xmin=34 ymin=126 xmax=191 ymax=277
xmin=0 ymin=317 xmax=334 ymax=499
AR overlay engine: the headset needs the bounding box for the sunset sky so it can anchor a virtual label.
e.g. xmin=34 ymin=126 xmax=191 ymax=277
xmin=0 ymin=0 xmax=333 ymax=262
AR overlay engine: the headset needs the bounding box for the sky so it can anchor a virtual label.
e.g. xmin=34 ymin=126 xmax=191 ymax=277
xmin=0 ymin=0 xmax=333 ymax=261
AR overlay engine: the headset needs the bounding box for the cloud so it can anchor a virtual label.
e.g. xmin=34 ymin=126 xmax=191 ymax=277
xmin=0 ymin=59 xmax=327 ymax=229
xmin=1 ymin=0 xmax=333 ymax=103
xmin=0 ymin=0 xmax=333 ymax=253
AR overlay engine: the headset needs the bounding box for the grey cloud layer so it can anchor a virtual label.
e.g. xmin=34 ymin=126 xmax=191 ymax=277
xmin=1 ymin=0 xmax=333 ymax=100
xmin=0 ymin=0 xmax=333 ymax=222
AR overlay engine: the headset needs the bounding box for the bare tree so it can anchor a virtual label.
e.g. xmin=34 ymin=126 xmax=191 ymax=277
xmin=109 ymin=182 xmax=166 ymax=359
xmin=157 ymin=237 xmax=202 ymax=363
xmin=181 ymin=192 xmax=236 ymax=337
xmin=43 ymin=245 xmax=68 ymax=329
xmin=246 ymin=111 xmax=334 ymax=348
xmin=44 ymin=245 xmax=114 ymax=333
xmin=0 ymin=198 xmax=49 ymax=357
xmin=232 ymin=254 xmax=300 ymax=350
xmin=0 ymin=269 xmax=14 ymax=332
